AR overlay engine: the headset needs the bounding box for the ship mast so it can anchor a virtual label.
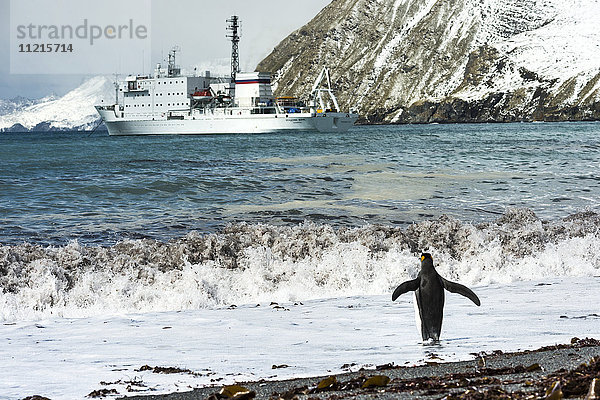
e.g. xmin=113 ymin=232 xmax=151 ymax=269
xmin=167 ymin=46 xmax=181 ymax=77
xmin=226 ymin=16 xmax=240 ymax=82
xmin=113 ymin=73 xmax=119 ymax=105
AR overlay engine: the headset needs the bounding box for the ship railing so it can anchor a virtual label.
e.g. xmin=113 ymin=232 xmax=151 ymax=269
xmin=250 ymin=107 xmax=277 ymax=115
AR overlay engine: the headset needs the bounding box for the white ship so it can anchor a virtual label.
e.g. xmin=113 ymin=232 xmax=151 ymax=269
xmin=96 ymin=17 xmax=358 ymax=136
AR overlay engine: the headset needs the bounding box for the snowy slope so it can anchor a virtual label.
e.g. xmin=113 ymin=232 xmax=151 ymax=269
xmin=494 ymin=1 xmax=600 ymax=81
xmin=0 ymin=96 xmax=49 ymax=116
xmin=455 ymin=0 xmax=600 ymax=103
xmin=0 ymin=76 xmax=114 ymax=131
xmin=257 ymin=0 xmax=600 ymax=123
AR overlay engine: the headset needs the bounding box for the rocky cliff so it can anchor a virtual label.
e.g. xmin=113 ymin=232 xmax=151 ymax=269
xmin=257 ymin=0 xmax=600 ymax=123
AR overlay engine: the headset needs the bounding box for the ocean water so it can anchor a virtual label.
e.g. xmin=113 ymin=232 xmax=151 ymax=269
xmin=1 ymin=123 xmax=600 ymax=398
xmin=2 ymin=122 xmax=600 ymax=245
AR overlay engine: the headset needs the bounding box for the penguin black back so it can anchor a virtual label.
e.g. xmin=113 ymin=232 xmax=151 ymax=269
xmin=392 ymin=253 xmax=481 ymax=341
xmin=415 ymin=253 xmax=445 ymax=341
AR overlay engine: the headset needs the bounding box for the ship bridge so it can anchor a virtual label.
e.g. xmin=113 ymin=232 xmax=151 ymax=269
xmin=234 ymin=72 xmax=274 ymax=108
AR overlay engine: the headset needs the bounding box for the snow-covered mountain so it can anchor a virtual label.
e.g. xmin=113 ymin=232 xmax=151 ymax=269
xmin=257 ymin=0 xmax=600 ymax=123
xmin=0 ymin=76 xmax=114 ymax=132
xmin=4 ymin=0 xmax=599 ymax=128
xmin=0 ymin=96 xmax=49 ymax=117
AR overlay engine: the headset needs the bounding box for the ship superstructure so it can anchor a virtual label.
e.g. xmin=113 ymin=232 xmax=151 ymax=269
xmin=95 ymin=16 xmax=358 ymax=135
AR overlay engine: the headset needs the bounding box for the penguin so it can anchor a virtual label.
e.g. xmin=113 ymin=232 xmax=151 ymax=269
xmin=392 ymin=253 xmax=480 ymax=341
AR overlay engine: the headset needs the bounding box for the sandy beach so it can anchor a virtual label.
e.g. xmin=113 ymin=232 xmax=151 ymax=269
xmin=118 ymin=338 xmax=600 ymax=400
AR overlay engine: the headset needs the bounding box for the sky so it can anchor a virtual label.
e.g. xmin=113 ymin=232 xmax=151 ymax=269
xmin=0 ymin=0 xmax=330 ymax=99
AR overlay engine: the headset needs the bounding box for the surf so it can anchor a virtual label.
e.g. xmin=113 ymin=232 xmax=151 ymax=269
xmin=1 ymin=208 xmax=599 ymax=322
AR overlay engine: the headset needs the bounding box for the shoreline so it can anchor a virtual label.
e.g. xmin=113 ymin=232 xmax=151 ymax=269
xmin=121 ymin=338 xmax=600 ymax=400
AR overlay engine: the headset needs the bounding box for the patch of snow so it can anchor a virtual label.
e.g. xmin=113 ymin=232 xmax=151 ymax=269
xmin=493 ymin=0 xmax=600 ymax=82
xmin=390 ymin=107 xmax=405 ymax=123
xmin=270 ymin=56 xmax=296 ymax=93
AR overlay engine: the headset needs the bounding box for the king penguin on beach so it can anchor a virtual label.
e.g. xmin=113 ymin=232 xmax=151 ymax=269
xmin=392 ymin=253 xmax=481 ymax=342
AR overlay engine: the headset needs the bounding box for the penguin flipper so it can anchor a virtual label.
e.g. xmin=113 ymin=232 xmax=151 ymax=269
xmin=392 ymin=277 xmax=420 ymax=301
xmin=441 ymin=277 xmax=481 ymax=306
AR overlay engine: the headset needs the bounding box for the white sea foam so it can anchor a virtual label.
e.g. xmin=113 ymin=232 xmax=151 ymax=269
xmin=1 ymin=209 xmax=599 ymax=322
xmin=1 ymin=278 xmax=599 ymax=399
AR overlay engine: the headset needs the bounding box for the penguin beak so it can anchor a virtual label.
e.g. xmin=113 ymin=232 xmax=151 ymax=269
xmin=421 ymin=255 xmax=425 ymax=261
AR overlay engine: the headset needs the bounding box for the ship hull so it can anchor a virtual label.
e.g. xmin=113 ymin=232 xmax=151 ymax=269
xmin=98 ymin=109 xmax=357 ymax=136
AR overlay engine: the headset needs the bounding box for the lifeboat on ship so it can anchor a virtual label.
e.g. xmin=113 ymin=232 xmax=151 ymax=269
xmin=191 ymin=89 xmax=213 ymax=101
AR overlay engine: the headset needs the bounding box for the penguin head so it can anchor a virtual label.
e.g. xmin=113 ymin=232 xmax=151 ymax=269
xmin=420 ymin=253 xmax=434 ymax=267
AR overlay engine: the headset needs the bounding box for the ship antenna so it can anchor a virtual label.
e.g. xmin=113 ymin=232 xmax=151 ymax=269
xmin=226 ymin=15 xmax=240 ymax=82
xmin=113 ymin=73 xmax=119 ymax=105
xmin=168 ymin=46 xmax=181 ymax=77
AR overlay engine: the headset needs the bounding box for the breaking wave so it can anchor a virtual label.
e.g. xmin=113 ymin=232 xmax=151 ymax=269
xmin=2 ymin=208 xmax=600 ymax=321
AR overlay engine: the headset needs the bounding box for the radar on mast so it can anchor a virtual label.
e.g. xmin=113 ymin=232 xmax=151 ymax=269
xmin=226 ymin=16 xmax=240 ymax=82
